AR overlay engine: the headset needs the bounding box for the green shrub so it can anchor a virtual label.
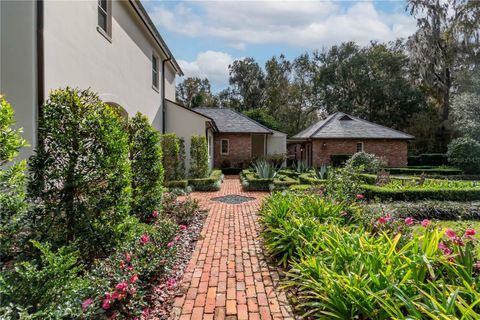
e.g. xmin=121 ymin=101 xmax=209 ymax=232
xmin=387 ymin=167 xmax=463 ymax=175
xmin=188 ymin=169 xmax=223 ymax=191
xmin=346 ymin=152 xmax=386 ymax=173
xmin=270 ymin=175 xmax=299 ymax=191
xmin=28 ymin=88 xmax=131 ymax=260
xmin=161 ymin=133 xmax=180 ymax=181
xmin=265 ymin=153 xmax=286 ymax=168
xmin=189 ymin=134 xmax=209 ymax=178
xmin=448 ymin=137 xmax=480 ymax=174
xmin=128 ymin=113 xmax=164 ymax=222
xmin=252 ymin=160 xmax=278 ymax=179
xmin=162 ymin=193 xmax=200 ymax=225
xmin=0 ymin=241 xmax=90 ymax=319
xmin=0 ymin=96 xmax=28 ymax=261
xmin=330 ymin=154 xmax=351 ymax=166
xmin=324 ymin=166 xmax=364 ymax=202
xmin=240 ymin=171 xmax=272 ymax=191
xmin=164 ymin=180 xmax=188 ymax=189
xmin=363 ymin=184 xmax=480 ymax=201
xmin=408 ymin=153 xmax=449 ymax=166
xmin=176 ymin=137 xmax=186 ymax=180
xmin=298 ymin=172 xmax=326 ymax=185
xmin=292 ymin=160 xmax=309 ymax=173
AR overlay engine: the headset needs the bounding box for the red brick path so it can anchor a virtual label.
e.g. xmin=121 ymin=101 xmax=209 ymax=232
xmin=171 ymin=176 xmax=294 ymax=320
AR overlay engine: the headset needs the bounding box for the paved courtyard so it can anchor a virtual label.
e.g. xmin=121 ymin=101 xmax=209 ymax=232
xmin=171 ymin=176 xmax=294 ymax=320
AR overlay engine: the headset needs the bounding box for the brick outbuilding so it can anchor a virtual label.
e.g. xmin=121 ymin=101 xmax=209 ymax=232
xmin=288 ymin=112 xmax=414 ymax=167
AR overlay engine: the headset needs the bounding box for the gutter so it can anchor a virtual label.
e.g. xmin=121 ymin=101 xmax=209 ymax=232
xmin=161 ymin=57 xmax=172 ymax=133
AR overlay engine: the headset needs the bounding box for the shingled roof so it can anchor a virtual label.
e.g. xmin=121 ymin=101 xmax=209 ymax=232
xmin=194 ymin=108 xmax=273 ymax=134
xmin=292 ymin=112 xmax=414 ymax=140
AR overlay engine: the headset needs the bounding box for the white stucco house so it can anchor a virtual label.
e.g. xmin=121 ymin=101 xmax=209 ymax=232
xmin=0 ymin=0 xmax=287 ymax=171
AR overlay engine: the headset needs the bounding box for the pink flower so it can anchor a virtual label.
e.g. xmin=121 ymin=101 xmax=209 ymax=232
xmin=129 ymin=286 xmax=137 ymax=295
xmin=421 ymin=219 xmax=431 ymax=228
xmin=175 ymin=236 xmax=180 ymax=242
xmin=465 ymin=228 xmax=476 ymax=239
xmin=179 ymin=225 xmax=187 ymax=231
xmin=439 ymin=241 xmax=452 ymax=256
xmin=115 ymin=282 xmax=128 ymax=292
xmin=102 ymin=299 xmax=112 ymax=310
xmin=378 ymin=214 xmax=391 ymax=225
xmin=404 ymin=217 xmax=414 ymax=225
xmin=81 ymin=298 xmax=94 ymax=311
xmin=130 ymin=274 xmax=138 ymax=283
xmin=340 ymin=211 xmax=348 ymax=216
xmin=125 ymin=253 xmax=131 ymax=263
xmin=474 ymin=261 xmax=480 ymax=271
xmin=166 ymin=278 xmax=176 ymax=289
xmin=453 ymin=236 xmax=465 ymax=246
xmin=140 ymin=234 xmax=151 ymax=245
xmin=445 ymin=228 xmax=457 ymax=239
xmin=356 ymin=194 xmax=364 ymax=200
xmin=142 ymin=308 xmax=150 ymax=318
xmin=167 ymin=241 xmax=174 ymax=248
xmin=152 ymin=210 xmax=159 ymax=218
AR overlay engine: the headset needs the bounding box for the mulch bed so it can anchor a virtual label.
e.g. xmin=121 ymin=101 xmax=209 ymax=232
xmin=146 ymin=210 xmax=207 ymax=319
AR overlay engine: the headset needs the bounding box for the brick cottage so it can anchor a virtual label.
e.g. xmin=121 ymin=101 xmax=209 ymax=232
xmin=288 ymin=112 xmax=414 ymax=167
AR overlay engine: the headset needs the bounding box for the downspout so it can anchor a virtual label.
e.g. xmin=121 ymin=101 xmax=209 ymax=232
xmin=161 ymin=57 xmax=172 ymax=134
xmin=37 ymin=0 xmax=44 ymax=139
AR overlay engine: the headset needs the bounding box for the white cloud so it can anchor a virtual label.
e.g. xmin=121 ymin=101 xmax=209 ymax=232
xmin=151 ymin=1 xmax=417 ymax=49
xmin=178 ymin=51 xmax=241 ymax=87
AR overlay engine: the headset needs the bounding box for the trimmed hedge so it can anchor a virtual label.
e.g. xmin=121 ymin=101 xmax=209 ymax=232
xmin=362 ymin=184 xmax=480 ymax=201
xmin=240 ymin=171 xmax=273 ymax=191
xmin=408 ymin=153 xmax=448 ymax=166
xmin=164 ymin=180 xmax=188 ymax=189
xmin=271 ymin=176 xmax=299 ymax=191
xmin=387 ymin=167 xmax=463 ymax=176
xmin=188 ymin=169 xmax=223 ymax=191
xmin=359 ymin=173 xmax=419 ymax=185
xmin=428 ymin=174 xmax=480 ymax=181
xmin=299 ymin=173 xmax=326 ymax=185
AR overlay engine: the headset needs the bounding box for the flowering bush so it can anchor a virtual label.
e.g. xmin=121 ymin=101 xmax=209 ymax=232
xmin=345 ymin=151 xmax=387 ymax=173
xmin=162 ymin=192 xmax=200 ymax=225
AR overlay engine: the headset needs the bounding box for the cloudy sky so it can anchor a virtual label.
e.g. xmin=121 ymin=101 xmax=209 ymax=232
xmin=143 ymin=0 xmax=416 ymax=91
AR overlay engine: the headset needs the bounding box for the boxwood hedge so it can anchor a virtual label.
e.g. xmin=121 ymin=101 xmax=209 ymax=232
xmin=362 ymin=184 xmax=480 ymax=201
xmin=188 ymin=170 xmax=223 ymax=191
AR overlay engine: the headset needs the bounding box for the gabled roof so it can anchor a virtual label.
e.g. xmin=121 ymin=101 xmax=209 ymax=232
xmin=193 ymin=108 xmax=274 ymax=134
xmin=292 ymin=112 xmax=414 ymax=140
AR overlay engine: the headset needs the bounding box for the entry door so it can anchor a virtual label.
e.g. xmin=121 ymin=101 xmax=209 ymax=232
xmin=251 ymin=134 xmax=266 ymax=159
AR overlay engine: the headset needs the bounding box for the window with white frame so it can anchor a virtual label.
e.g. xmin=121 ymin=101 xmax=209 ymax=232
xmin=152 ymin=54 xmax=159 ymax=90
xmin=220 ymin=139 xmax=229 ymax=155
xmin=97 ymin=0 xmax=111 ymax=39
xmin=356 ymin=142 xmax=364 ymax=153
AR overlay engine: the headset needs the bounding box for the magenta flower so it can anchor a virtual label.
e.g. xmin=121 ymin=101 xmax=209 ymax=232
xmin=175 ymin=236 xmax=180 ymax=242
xmin=404 ymin=217 xmax=414 ymax=225
xmin=445 ymin=228 xmax=457 ymax=239
xmin=142 ymin=308 xmax=150 ymax=318
xmin=377 ymin=214 xmax=391 ymax=225
xmin=465 ymin=228 xmax=476 ymax=238
xmin=152 ymin=210 xmax=159 ymax=218
xmin=453 ymin=236 xmax=465 ymax=246
xmin=179 ymin=224 xmax=187 ymax=231
xmin=166 ymin=278 xmax=176 ymax=289
xmin=421 ymin=219 xmax=431 ymax=228
xmin=439 ymin=241 xmax=452 ymax=255
xmin=115 ymin=281 xmax=128 ymax=292
xmin=129 ymin=286 xmax=137 ymax=295
xmin=81 ymin=298 xmax=94 ymax=311
xmin=167 ymin=241 xmax=174 ymax=248
xmin=130 ymin=274 xmax=138 ymax=283
xmin=356 ymin=194 xmax=364 ymax=200
xmin=140 ymin=234 xmax=151 ymax=245
xmin=102 ymin=299 xmax=112 ymax=310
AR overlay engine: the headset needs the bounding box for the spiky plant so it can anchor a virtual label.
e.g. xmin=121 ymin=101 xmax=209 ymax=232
xmin=252 ymin=160 xmax=278 ymax=179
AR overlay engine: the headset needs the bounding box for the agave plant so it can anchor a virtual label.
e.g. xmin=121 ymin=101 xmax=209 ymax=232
xmin=293 ymin=160 xmax=309 ymax=174
xmin=252 ymin=160 xmax=277 ymax=179
xmin=314 ymin=163 xmax=328 ymax=180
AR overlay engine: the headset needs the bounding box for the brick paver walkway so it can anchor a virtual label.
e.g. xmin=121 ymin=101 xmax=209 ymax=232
xmin=171 ymin=176 xmax=294 ymax=320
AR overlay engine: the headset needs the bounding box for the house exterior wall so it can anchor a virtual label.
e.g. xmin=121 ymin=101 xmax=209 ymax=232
xmin=266 ymin=131 xmax=287 ymax=156
xmin=43 ymin=0 xmax=170 ymax=131
xmin=311 ymin=139 xmax=408 ymax=167
xmin=214 ymin=133 xmax=251 ymax=168
xmin=0 ymin=0 xmax=37 ymax=159
xmin=165 ymin=100 xmax=210 ymax=172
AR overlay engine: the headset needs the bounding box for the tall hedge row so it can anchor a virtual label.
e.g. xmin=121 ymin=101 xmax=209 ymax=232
xmin=190 ymin=134 xmax=209 ymax=178
xmin=128 ymin=113 xmax=164 ymax=222
xmin=161 ymin=133 xmax=180 ymax=181
xmin=28 ymin=88 xmax=132 ymax=259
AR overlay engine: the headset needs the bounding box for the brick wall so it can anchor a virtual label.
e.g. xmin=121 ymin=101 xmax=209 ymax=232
xmin=311 ymin=139 xmax=408 ymax=167
xmin=214 ymin=133 xmax=252 ymax=168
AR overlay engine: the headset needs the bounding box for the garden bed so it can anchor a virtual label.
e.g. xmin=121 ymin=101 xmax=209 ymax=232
xmin=188 ymin=170 xmax=224 ymax=191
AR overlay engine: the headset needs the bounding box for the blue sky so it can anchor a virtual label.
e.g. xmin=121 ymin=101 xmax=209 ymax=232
xmin=144 ymin=1 xmax=416 ymax=91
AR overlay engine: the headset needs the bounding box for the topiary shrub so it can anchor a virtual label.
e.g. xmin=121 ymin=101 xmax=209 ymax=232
xmin=0 ymin=95 xmax=28 ymax=261
xmin=160 ymin=133 xmax=179 ymax=181
xmin=176 ymin=137 xmax=186 ymax=180
xmin=189 ymin=134 xmax=209 ymax=178
xmin=447 ymin=137 xmax=480 ymax=174
xmin=28 ymin=88 xmax=132 ymax=260
xmin=128 ymin=113 xmax=164 ymax=222
xmin=346 ymin=152 xmax=387 ymax=173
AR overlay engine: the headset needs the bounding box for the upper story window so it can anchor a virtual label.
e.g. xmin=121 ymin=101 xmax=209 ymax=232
xmin=98 ymin=0 xmax=112 ymax=40
xmin=152 ymin=54 xmax=159 ymax=90
xmin=356 ymin=142 xmax=364 ymax=153
xmin=221 ymin=139 xmax=229 ymax=155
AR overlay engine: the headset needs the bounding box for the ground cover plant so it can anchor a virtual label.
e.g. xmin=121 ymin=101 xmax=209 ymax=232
xmin=259 ymin=189 xmax=480 ymax=319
